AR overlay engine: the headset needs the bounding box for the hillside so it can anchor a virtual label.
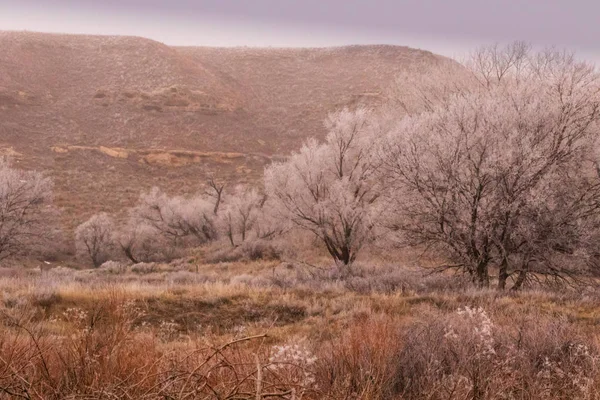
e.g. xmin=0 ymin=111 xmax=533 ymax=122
xmin=0 ymin=31 xmax=464 ymax=228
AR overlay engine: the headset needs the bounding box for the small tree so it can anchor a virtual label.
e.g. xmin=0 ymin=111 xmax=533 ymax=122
xmin=220 ymin=186 xmax=263 ymax=247
xmin=132 ymin=187 xmax=218 ymax=246
xmin=116 ymin=220 xmax=170 ymax=263
xmin=75 ymin=213 xmax=115 ymax=267
xmin=253 ymin=195 xmax=290 ymax=241
xmin=0 ymin=160 xmax=53 ymax=261
xmin=205 ymin=176 xmax=225 ymax=215
xmin=265 ymin=108 xmax=384 ymax=265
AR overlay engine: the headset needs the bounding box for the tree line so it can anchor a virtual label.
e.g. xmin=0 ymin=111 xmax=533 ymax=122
xmin=2 ymin=43 xmax=600 ymax=290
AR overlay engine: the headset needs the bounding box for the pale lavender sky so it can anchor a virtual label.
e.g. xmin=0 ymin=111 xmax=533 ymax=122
xmin=1 ymin=0 xmax=599 ymax=63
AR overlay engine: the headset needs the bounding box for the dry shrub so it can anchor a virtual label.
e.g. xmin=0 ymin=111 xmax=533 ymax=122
xmin=1 ymin=286 xmax=600 ymax=399
xmin=129 ymin=262 xmax=159 ymax=274
xmin=307 ymin=305 xmax=600 ymax=400
xmin=0 ymin=297 xmax=318 ymax=399
xmin=167 ymin=270 xmax=211 ymax=285
xmin=318 ymin=308 xmax=600 ymax=400
xmin=207 ymin=240 xmax=283 ymax=264
xmin=395 ymin=306 xmax=499 ymax=399
xmin=230 ymin=273 xmax=271 ymax=287
xmin=316 ymin=314 xmax=404 ymax=399
xmin=99 ymin=260 xmax=126 ymax=274
xmin=47 ymin=266 xmax=74 ymax=277
xmin=29 ymin=285 xmax=62 ymax=308
xmin=499 ymin=314 xmax=600 ymax=400
xmin=270 ymin=262 xmax=470 ymax=294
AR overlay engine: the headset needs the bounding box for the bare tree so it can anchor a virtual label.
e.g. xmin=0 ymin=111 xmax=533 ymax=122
xmin=382 ymin=44 xmax=600 ymax=289
xmin=115 ymin=220 xmax=172 ymax=263
xmin=75 ymin=213 xmax=115 ymax=267
xmin=219 ymin=187 xmax=289 ymax=248
xmin=0 ymin=160 xmax=53 ymax=261
xmin=132 ymin=187 xmax=218 ymax=247
xmin=219 ymin=186 xmax=267 ymax=247
xmin=205 ymin=176 xmax=225 ymax=215
xmin=265 ymin=108 xmax=384 ymax=265
xmin=253 ymin=195 xmax=290 ymax=241
xmin=466 ymin=41 xmax=531 ymax=87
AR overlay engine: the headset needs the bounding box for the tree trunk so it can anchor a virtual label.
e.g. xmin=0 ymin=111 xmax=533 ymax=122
xmin=497 ymin=258 xmax=509 ymax=290
xmin=122 ymin=246 xmax=139 ymax=264
xmin=339 ymin=246 xmax=351 ymax=265
xmin=511 ymin=269 xmax=527 ymax=291
xmin=476 ymin=259 xmax=489 ymax=288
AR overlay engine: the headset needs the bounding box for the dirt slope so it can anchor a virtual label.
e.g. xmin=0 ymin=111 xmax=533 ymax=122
xmin=0 ymin=31 xmax=464 ymax=227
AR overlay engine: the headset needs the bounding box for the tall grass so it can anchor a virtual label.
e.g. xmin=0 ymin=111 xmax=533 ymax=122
xmin=1 ymin=265 xmax=600 ymax=399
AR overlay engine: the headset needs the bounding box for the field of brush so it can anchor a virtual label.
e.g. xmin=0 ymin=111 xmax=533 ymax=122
xmin=2 ymin=259 xmax=600 ymax=399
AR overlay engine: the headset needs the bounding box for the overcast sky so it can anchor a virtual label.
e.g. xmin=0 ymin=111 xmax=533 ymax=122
xmin=1 ymin=0 xmax=599 ymax=63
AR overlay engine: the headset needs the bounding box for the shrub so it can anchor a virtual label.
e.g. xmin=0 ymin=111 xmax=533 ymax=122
xmin=206 ymin=239 xmax=283 ymax=264
xmin=0 ymin=160 xmax=53 ymax=261
xmin=100 ymin=260 xmax=126 ymax=274
xmin=75 ymin=213 xmax=115 ymax=267
xmin=129 ymin=262 xmax=159 ymax=274
xmin=393 ymin=308 xmax=600 ymax=399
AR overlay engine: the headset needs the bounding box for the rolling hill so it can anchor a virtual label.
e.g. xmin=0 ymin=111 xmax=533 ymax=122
xmin=0 ymin=31 xmax=464 ymax=229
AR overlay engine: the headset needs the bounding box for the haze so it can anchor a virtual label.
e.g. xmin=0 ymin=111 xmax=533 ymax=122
xmin=1 ymin=0 xmax=600 ymax=63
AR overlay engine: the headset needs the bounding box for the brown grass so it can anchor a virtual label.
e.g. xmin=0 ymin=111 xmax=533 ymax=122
xmin=1 ymin=261 xmax=600 ymax=399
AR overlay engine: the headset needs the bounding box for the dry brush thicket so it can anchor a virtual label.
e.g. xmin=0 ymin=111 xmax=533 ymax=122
xmin=2 ymin=42 xmax=600 ymax=398
xmin=1 ymin=266 xmax=600 ymax=399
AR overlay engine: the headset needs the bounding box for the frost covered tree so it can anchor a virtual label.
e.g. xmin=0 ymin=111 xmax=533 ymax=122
xmin=0 ymin=160 xmax=53 ymax=261
xmin=220 ymin=186 xmax=264 ymax=247
xmin=219 ymin=186 xmax=288 ymax=247
xmin=132 ymin=187 xmax=218 ymax=246
xmin=265 ymin=108 xmax=384 ymax=265
xmin=115 ymin=220 xmax=172 ymax=263
xmin=75 ymin=213 xmax=115 ymax=267
xmin=253 ymin=195 xmax=290 ymax=241
xmin=382 ymin=44 xmax=600 ymax=289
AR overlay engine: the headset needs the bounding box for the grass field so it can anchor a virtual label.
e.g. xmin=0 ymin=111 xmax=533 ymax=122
xmin=2 ymin=258 xmax=600 ymax=399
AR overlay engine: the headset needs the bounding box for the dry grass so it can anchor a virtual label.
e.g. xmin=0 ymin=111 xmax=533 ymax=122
xmin=1 ymin=261 xmax=600 ymax=399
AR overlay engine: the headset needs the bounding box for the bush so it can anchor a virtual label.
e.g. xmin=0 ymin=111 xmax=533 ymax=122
xmin=100 ymin=260 xmax=126 ymax=274
xmin=75 ymin=213 xmax=115 ymax=267
xmin=315 ymin=308 xmax=600 ymax=399
xmin=393 ymin=308 xmax=600 ymax=399
xmin=206 ymin=240 xmax=283 ymax=264
xmin=167 ymin=270 xmax=212 ymax=285
xmin=129 ymin=262 xmax=159 ymax=274
xmin=0 ymin=160 xmax=54 ymax=261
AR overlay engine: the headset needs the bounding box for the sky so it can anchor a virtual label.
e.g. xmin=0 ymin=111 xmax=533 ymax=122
xmin=1 ymin=0 xmax=599 ymax=63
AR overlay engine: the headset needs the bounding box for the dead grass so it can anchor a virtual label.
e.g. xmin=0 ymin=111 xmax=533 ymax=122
xmin=1 ymin=261 xmax=600 ymax=398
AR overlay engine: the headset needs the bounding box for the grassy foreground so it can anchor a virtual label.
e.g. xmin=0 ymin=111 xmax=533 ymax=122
xmin=1 ymin=260 xmax=600 ymax=399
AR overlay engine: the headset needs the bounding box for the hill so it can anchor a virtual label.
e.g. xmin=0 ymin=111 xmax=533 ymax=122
xmin=0 ymin=31 xmax=464 ymax=229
